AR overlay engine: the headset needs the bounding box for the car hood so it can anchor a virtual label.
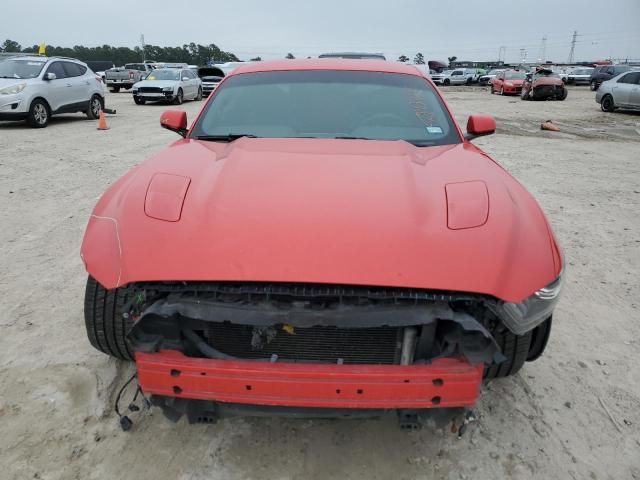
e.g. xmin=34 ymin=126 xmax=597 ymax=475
xmin=133 ymin=80 xmax=178 ymax=89
xmin=503 ymin=79 xmax=525 ymax=85
xmin=532 ymin=77 xmax=563 ymax=87
xmin=0 ymin=78 xmax=35 ymax=88
xmin=82 ymin=139 xmax=561 ymax=303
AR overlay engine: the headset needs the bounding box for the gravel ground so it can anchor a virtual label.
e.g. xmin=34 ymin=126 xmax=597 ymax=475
xmin=1 ymin=86 xmax=639 ymax=480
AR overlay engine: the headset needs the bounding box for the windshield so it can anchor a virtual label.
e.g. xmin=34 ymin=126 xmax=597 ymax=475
xmin=190 ymin=70 xmax=460 ymax=146
xmin=0 ymin=59 xmax=46 ymax=79
xmin=504 ymin=71 xmax=526 ymax=80
xmin=145 ymin=69 xmax=180 ymax=81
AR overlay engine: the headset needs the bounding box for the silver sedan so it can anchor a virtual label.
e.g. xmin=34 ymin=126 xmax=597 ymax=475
xmin=132 ymin=68 xmax=202 ymax=105
xmin=596 ymin=70 xmax=640 ymax=112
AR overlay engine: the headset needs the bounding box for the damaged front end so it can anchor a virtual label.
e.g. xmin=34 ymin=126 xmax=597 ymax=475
xmin=126 ymin=283 xmax=506 ymax=424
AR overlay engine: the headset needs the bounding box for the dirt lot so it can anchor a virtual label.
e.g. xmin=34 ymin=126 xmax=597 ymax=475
xmin=1 ymin=86 xmax=639 ymax=480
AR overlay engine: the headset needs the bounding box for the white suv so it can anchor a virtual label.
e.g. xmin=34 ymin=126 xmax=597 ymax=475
xmin=0 ymin=56 xmax=106 ymax=128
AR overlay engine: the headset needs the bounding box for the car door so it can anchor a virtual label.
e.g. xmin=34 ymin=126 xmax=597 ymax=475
xmin=62 ymin=62 xmax=90 ymax=106
xmin=615 ymin=72 xmax=640 ymax=107
xmin=494 ymin=72 xmax=504 ymax=90
xmin=42 ymin=61 xmax=71 ymax=111
xmin=179 ymin=70 xmax=193 ymax=98
xmin=629 ymin=72 xmax=640 ymax=108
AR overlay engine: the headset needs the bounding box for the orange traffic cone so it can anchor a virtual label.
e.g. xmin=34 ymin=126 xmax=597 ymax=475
xmin=540 ymin=120 xmax=559 ymax=132
xmin=97 ymin=110 xmax=109 ymax=130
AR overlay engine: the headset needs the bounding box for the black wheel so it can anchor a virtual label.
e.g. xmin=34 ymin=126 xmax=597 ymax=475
xmin=86 ymin=94 xmax=103 ymax=119
xmin=196 ymin=87 xmax=203 ymax=101
xmin=110 ymin=86 xmax=120 ymax=93
xmin=27 ymin=99 xmax=50 ymax=128
xmin=601 ymin=94 xmax=615 ymax=112
xmin=526 ymin=317 xmax=552 ymax=362
xmin=490 ymin=83 xmax=495 ymax=94
xmin=466 ymin=77 xmax=472 ymax=85
xmin=484 ymin=327 xmax=533 ymax=379
xmin=557 ymin=88 xmax=568 ymax=101
xmin=133 ymin=96 xmax=146 ymax=105
xmin=173 ymin=88 xmax=183 ymax=105
xmin=521 ymin=88 xmax=530 ymax=101
xmin=84 ymin=276 xmax=134 ymax=360
xmin=443 ymin=79 xmax=450 ymax=86
xmin=589 ymin=80 xmax=598 ymax=91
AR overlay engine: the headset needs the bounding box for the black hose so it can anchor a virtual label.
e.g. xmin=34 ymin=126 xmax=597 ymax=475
xmin=182 ymin=328 xmax=238 ymax=360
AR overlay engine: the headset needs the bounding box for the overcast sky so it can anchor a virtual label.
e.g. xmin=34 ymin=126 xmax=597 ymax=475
xmin=4 ymin=0 xmax=639 ymax=63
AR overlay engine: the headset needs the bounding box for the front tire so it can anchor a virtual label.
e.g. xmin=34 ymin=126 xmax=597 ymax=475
xmin=196 ymin=87 xmax=203 ymax=101
xmin=27 ymin=99 xmax=50 ymax=128
xmin=484 ymin=327 xmax=533 ymax=379
xmin=84 ymin=276 xmax=134 ymax=360
xmin=521 ymin=88 xmax=530 ymax=100
xmin=110 ymin=86 xmax=120 ymax=93
xmin=443 ymin=79 xmax=450 ymax=86
xmin=173 ymin=88 xmax=183 ymax=105
xmin=133 ymin=96 xmax=146 ymax=105
xmin=590 ymin=80 xmax=598 ymax=91
xmin=557 ymin=88 xmax=568 ymax=101
xmin=601 ymin=94 xmax=615 ymax=112
xmin=86 ymin=94 xmax=103 ymax=120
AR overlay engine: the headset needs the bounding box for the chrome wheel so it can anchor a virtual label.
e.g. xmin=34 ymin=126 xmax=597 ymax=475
xmin=34 ymin=104 xmax=47 ymax=125
xmin=90 ymin=97 xmax=101 ymax=117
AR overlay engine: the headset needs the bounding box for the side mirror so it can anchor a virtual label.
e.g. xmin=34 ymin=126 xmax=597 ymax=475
xmin=465 ymin=115 xmax=496 ymax=141
xmin=160 ymin=110 xmax=188 ymax=137
xmin=45 ymin=73 xmax=56 ymax=81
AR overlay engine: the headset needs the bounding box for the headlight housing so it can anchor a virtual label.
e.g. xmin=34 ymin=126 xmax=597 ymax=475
xmin=0 ymin=83 xmax=27 ymax=95
xmin=163 ymin=86 xmax=173 ymax=92
xmin=491 ymin=273 xmax=563 ymax=335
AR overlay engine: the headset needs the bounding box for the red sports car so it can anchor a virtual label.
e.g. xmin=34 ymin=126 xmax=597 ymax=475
xmin=490 ymin=70 xmax=526 ymax=95
xmin=81 ymin=60 xmax=563 ymax=428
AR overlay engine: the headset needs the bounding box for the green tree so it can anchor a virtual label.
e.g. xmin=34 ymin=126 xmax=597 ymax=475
xmin=414 ymin=52 xmax=425 ymax=64
xmin=285 ymin=53 xmax=295 ymax=59
xmin=1 ymin=39 xmax=22 ymax=53
xmin=250 ymin=56 xmax=262 ymax=61
xmin=447 ymin=56 xmax=458 ymax=68
xmin=397 ymin=55 xmax=409 ymax=63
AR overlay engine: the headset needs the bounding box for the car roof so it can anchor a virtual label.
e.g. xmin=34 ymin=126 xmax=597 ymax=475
xmin=229 ymin=59 xmax=426 ymax=77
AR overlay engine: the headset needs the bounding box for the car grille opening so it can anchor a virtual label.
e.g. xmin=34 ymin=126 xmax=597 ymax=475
xmin=205 ymin=323 xmax=402 ymax=365
xmin=138 ymin=87 xmax=163 ymax=93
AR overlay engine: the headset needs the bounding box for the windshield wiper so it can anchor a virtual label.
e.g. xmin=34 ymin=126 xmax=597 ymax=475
xmin=332 ymin=136 xmax=372 ymax=140
xmin=193 ymin=134 xmax=258 ymax=142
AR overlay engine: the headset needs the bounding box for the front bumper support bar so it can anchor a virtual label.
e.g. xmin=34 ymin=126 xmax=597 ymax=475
xmin=136 ymin=350 xmax=483 ymax=409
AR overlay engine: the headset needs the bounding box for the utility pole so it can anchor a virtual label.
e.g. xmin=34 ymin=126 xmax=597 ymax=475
xmin=498 ymin=46 xmax=506 ymax=63
xmin=538 ymin=36 xmax=547 ymax=63
xmin=520 ymin=48 xmax=527 ymax=64
xmin=568 ymin=31 xmax=577 ymax=64
xmin=140 ymin=34 xmax=146 ymax=62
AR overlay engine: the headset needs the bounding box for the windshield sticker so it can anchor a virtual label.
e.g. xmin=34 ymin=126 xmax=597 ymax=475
xmin=427 ymin=126 xmax=443 ymax=134
xmin=147 ymin=75 xmax=156 ymax=80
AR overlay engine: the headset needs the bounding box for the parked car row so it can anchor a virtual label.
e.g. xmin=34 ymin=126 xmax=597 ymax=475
xmin=431 ymin=68 xmax=486 ymax=86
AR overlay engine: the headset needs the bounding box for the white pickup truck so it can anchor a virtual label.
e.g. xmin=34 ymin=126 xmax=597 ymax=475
xmin=105 ymin=63 xmax=155 ymax=92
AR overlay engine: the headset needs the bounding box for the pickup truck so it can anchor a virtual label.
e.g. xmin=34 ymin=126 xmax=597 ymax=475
xmin=105 ymin=63 xmax=155 ymax=92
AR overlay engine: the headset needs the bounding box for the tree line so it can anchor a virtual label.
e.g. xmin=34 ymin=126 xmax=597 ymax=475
xmin=0 ymin=39 xmax=239 ymax=66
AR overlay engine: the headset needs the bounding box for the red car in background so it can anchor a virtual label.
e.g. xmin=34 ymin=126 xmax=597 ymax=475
xmin=81 ymin=59 xmax=563 ymax=428
xmin=490 ymin=70 xmax=527 ymax=95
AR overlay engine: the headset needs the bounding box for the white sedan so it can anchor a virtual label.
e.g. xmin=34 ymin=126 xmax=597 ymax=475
xmin=132 ymin=68 xmax=202 ymax=105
